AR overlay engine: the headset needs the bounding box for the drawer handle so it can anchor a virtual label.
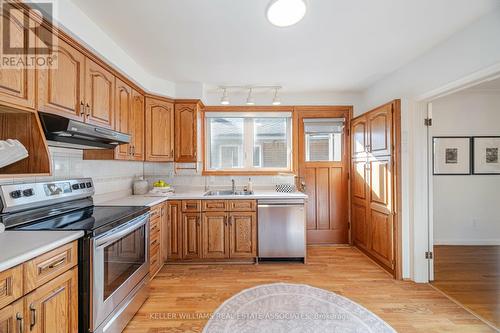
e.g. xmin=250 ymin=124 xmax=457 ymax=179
xmin=16 ymin=313 xmax=23 ymax=333
xmin=29 ymin=303 xmax=36 ymax=330
xmin=39 ymin=256 xmax=66 ymax=274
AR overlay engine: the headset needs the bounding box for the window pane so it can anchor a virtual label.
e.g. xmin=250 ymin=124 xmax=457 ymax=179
xmin=209 ymin=118 xmax=244 ymax=169
xmin=254 ymin=118 xmax=288 ymax=168
xmin=304 ymin=118 xmax=343 ymax=162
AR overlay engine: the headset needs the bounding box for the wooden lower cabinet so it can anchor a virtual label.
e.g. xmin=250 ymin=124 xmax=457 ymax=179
xmin=229 ymin=212 xmax=257 ymax=259
xmin=0 ymin=242 xmax=78 ymax=333
xmin=0 ymin=299 xmax=23 ymax=333
xmin=182 ymin=213 xmax=202 ymax=260
xmin=202 ymin=212 xmax=229 ymax=259
xmin=166 ymin=200 xmax=257 ymax=262
xmin=166 ymin=201 xmax=182 ymax=261
xmin=23 ymin=268 xmax=78 ymax=333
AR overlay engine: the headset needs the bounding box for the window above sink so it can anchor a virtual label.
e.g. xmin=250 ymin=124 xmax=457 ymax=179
xmin=203 ymin=110 xmax=293 ymax=175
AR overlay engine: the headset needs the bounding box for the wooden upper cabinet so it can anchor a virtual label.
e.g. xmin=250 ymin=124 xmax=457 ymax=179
xmin=37 ymin=36 xmax=85 ymax=120
xmin=145 ymin=97 xmax=174 ymax=162
xmin=130 ymin=89 xmax=145 ymax=161
xmin=367 ymin=103 xmax=393 ymax=157
xmin=114 ymin=78 xmax=132 ymax=159
xmin=85 ymin=58 xmax=115 ymax=128
xmin=0 ymin=8 xmax=35 ymax=110
xmin=174 ymin=102 xmax=199 ymax=162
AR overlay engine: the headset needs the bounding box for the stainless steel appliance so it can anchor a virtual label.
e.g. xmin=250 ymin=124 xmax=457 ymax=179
xmin=0 ymin=178 xmax=150 ymax=333
xmin=39 ymin=112 xmax=131 ymax=149
xmin=257 ymin=198 xmax=306 ymax=262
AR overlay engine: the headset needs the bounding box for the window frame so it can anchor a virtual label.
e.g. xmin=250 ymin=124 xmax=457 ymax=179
xmin=202 ymin=108 xmax=295 ymax=175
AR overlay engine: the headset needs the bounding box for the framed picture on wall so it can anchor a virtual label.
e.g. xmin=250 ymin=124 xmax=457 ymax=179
xmin=433 ymin=137 xmax=471 ymax=175
xmin=473 ymin=136 xmax=500 ymax=175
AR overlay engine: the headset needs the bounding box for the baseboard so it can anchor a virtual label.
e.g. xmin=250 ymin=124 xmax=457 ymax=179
xmin=434 ymin=239 xmax=500 ymax=246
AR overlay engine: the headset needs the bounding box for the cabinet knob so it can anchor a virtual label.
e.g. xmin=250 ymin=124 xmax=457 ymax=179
xmin=79 ymin=101 xmax=85 ymax=116
xmin=86 ymin=103 xmax=91 ymax=117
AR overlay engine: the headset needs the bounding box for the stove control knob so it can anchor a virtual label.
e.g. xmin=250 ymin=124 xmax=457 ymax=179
xmin=72 ymin=184 xmax=79 ymax=190
xmin=9 ymin=190 xmax=22 ymax=199
xmin=22 ymin=189 xmax=34 ymax=197
xmin=79 ymin=183 xmax=86 ymax=189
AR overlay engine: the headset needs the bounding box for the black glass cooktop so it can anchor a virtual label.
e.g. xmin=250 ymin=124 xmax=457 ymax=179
xmin=1 ymin=198 xmax=149 ymax=236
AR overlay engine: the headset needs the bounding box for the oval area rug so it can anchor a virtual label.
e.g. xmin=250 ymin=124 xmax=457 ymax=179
xmin=203 ymin=283 xmax=397 ymax=333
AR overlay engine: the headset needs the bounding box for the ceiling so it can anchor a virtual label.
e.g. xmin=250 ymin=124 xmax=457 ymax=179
xmin=70 ymin=0 xmax=498 ymax=93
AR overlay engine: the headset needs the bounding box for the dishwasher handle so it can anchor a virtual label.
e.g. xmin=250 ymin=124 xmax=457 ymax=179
xmin=258 ymin=204 xmax=304 ymax=208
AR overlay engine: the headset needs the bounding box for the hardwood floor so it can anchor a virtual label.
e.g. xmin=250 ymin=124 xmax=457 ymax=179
xmin=125 ymin=246 xmax=496 ymax=333
xmin=432 ymin=245 xmax=499 ymax=330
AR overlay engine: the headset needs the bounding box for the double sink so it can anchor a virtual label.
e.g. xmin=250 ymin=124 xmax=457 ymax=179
xmin=203 ymin=190 xmax=254 ymax=197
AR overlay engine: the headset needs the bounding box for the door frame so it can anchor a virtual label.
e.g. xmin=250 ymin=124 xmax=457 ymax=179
xmin=294 ymin=106 xmax=352 ymax=245
xmin=411 ymin=62 xmax=500 ymax=282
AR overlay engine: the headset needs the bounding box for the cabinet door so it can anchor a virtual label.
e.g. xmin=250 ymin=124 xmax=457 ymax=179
xmin=0 ymin=299 xmax=23 ymax=333
xmin=114 ymin=78 xmax=132 ymax=160
xmin=85 ymin=58 xmax=114 ymax=128
xmin=166 ymin=201 xmax=182 ymax=261
xmin=367 ymin=103 xmax=392 ymax=157
xmin=145 ymin=97 xmax=174 ymax=162
xmin=351 ymin=116 xmax=368 ymax=159
xmin=368 ymin=156 xmax=394 ymax=270
xmin=229 ymin=212 xmax=257 ymax=258
xmin=24 ymin=268 xmax=78 ymax=333
xmin=37 ymin=36 xmax=85 ymax=120
xmin=202 ymin=212 xmax=229 ymax=259
xmin=130 ymin=90 xmax=145 ymax=161
xmin=0 ymin=8 xmax=35 ymax=110
xmin=182 ymin=213 xmax=201 ymax=260
xmin=174 ymin=103 xmax=197 ymax=162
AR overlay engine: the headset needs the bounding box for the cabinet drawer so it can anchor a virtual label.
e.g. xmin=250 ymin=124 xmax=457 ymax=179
xmin=182 ymin=200 xmax=201 ymax=212
xmin=23 ymin=241 xmax=77 ymax=294
xmin=150 ymin=206 xmax=162 ymax=220
xmin=0 ymin=265 xmax=23 ymax=309
xmin=150 ymin=217 xmax=161 ymax=235
xmin=228 ymin=200 xmax=256 ymax=212
xmin=150 ymin=229 xmax=161 ymax=249
xmin=202 ymin=200 xmax=227 ymax=212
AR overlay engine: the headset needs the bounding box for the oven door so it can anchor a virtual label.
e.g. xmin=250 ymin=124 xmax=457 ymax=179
xmin=91 ymin=213 xmax=149 ymax=331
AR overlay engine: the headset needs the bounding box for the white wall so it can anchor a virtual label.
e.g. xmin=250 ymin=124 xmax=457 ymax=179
xmin=0 ymin=147 xmax=144 ymax=201
xmin=28 ymin=0 xmax=176 ymax=98
xmin=357 ymin=7 xmax=500 ymax=282
xmin=432 ymin=91 xmax=500 ymax=245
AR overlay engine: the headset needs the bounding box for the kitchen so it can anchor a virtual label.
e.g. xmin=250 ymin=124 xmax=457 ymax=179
xmin=1 ymin=1 xmax=499 ymax=333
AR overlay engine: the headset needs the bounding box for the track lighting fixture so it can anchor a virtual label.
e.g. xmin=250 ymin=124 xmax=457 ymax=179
xmin=272 ymin=88 xmax=281 ymax=105
xmin=220 ymin=88 xmax=230 ymax=105
xmin=246 ymin=88 xmax=255 ymax=105
xmin=218 ymin=85 xmax=283 ymax=105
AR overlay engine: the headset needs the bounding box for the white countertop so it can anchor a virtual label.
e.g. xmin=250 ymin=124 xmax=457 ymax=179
xmin=0 ymin=230 xmax=84 ymax=272
xmin=97 ymin=191 xmax=307 ymax=207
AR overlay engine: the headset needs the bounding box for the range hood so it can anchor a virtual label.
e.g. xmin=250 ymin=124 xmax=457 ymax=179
xmin=38 ymin=112 xmax=130 ymax=149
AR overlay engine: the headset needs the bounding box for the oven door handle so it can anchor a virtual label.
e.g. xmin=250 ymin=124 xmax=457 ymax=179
xmin=94 ymin=214 xmax=148 ymax=248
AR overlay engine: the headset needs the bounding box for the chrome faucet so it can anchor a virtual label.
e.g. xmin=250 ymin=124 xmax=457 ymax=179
xmin=231 ymin=179 xmax=236 ymax=194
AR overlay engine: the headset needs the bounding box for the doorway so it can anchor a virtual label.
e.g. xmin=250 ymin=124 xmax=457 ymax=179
xmin=296 ymin=107 xmax=351 ymax=245
xmin=427 ymin=79 xmax=500 ymax=330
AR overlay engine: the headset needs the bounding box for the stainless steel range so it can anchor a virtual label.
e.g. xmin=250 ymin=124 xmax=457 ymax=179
xmin=0 ymin=178 xmax=150 ymax=333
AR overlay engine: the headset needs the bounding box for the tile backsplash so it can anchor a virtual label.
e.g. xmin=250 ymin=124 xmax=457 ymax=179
xmin=1 ymin=147 xmax=296 ymax=198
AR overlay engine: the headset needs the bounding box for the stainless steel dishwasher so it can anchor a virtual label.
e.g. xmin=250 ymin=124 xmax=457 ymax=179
xmin=258 ymin=198 xmax=306 ymax=262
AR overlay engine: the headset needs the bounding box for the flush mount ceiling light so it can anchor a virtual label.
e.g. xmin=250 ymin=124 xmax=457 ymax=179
xmin=266 ymin=0 xmax=307 ymax=27
xmin=220 ymin=88 xmax=230 ymax=105
xmin=272 ymin=88 xmax=281 ymax=105
xmin=246 ymin=88 xmax=255 ymax=105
